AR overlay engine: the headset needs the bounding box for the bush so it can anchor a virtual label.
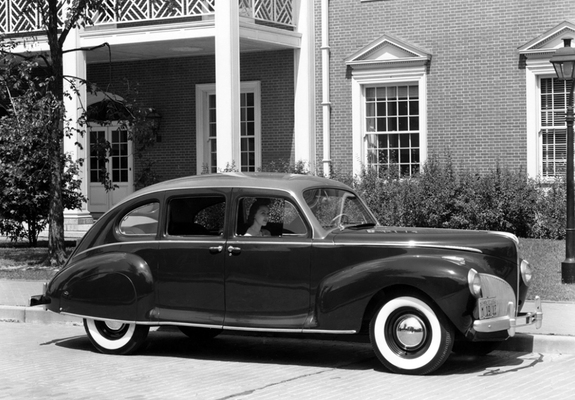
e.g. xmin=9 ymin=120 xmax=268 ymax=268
xmin=344 ymin=156 xmax=565 ymax=240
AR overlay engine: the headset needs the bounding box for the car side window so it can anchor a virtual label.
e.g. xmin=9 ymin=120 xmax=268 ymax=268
xmin=119 ymin=202 xmax=160 ymax=236
xmin=167 ymin=196 xmax=225 ymax=236
xmin=236 ymin=196 xmax=307 ymax=237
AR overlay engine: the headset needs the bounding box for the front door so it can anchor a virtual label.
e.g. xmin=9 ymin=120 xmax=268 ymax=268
xmin=88 ymin=124 xmax=133 ymax=214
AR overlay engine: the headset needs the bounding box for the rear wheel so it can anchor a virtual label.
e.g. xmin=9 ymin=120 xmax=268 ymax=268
xmin=84 ymin=318 xmax=149 ymax=355
xmin=369 ymin=295 xmax=454 ymax=375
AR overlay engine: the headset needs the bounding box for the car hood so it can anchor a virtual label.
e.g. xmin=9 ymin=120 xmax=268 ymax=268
xmin=331 ymin=226 xmax=518 ymax=262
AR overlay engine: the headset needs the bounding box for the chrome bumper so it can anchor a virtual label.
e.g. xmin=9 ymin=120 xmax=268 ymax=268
xmin=29 ymin=282 xmax=50 ymax=309
xmin=473 ymin=296 xmax=543 ymax=337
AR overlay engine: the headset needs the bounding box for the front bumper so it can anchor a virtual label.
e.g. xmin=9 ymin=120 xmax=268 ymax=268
xmin=473 ymin=296 xmax=543 ymax=337
xmin=29 ymin=282 xmax=50 ymax=309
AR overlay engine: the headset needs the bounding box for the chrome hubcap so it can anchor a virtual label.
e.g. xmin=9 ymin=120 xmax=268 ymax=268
xmin=395 ymin=315 xmax=426 ymax=350
xmin=104 ymin=321 xmax=125 ymax=331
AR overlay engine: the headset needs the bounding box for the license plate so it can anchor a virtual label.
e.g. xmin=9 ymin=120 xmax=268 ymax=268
xmin=478 ymin=298 xmax=498 ymax=319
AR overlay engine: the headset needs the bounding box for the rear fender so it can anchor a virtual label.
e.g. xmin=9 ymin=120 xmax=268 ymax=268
xmin=314 ymin=255 xmax=475 ymax=333
xmin=46 ymin=252 xmax=155 ymax=322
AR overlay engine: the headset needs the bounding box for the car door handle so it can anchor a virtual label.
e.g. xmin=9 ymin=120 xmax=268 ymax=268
xmin=209 ymin=246 xmax=223 ymax=254
xmin=227 ymin=246 xmax=241 ymax=256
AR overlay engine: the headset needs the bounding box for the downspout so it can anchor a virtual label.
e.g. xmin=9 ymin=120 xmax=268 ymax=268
xmin=321 ymin=0 xmax=331 ymax=177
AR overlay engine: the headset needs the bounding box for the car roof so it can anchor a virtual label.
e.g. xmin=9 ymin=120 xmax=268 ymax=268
xmin=122 ymin=172 xmax=352 ymax=203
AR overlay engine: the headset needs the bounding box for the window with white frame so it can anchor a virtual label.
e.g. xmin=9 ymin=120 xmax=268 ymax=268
xmin=364 ymin=84 xmax=420 ymax=176
xmin=540 ymin=77 xmax=570 ymax=179
xmin=350 ymin=70 xmax=427 ymax=178
xmin=196 ymin=82 xmax=261 ymax=173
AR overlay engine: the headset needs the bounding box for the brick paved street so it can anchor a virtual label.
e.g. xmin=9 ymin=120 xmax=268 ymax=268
xmin=1 ymin=322 xmax=573 ymax=400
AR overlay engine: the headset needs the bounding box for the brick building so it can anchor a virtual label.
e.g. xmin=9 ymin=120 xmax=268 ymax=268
xmin=315 ymin=0 xmax=575 ymax=178
xmin=3 ymin=0 xmax=575 ymax=222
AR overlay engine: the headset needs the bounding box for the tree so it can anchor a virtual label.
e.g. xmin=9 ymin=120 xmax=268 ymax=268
xmin=0 ymin=1 xmax=108 ymax=265
xmin=0 ymin=54 xmax=85 ymax=247
xmin=1 ymin=2 xmax=163 ymax=263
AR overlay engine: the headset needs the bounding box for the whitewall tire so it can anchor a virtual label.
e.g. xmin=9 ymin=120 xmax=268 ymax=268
xmin=369 ymin=296 xmax=454 ymax=375
xmin=84 ymin=318 xmax=149 ymax=355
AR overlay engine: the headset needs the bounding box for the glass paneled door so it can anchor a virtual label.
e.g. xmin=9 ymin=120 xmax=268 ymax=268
xmin=88 ymin=124 xmax=134 ymax=213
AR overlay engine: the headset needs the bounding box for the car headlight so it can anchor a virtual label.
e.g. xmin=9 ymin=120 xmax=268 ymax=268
xmin=520 ymin=259 xmax=533 ymax=286
xmin=468 ymin=268 xmax=482 ymax=298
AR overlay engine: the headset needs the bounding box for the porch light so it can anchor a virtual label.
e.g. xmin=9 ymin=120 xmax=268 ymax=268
xmin=145 ymin=109 xmax=162 ymax=142
xmin=550 ymin=38 xmax=575 ymax=284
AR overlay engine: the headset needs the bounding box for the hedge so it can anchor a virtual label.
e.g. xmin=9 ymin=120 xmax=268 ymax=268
xmin=329 ymin=155 xmax=566 ymax=240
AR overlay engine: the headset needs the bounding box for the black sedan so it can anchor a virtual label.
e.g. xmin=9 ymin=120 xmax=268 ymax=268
xmin=31 ymin=173 xmax=543 ymax=375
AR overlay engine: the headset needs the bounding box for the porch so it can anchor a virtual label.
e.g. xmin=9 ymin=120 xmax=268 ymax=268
xmin=1 ymin=0 xmax=315 ymax=223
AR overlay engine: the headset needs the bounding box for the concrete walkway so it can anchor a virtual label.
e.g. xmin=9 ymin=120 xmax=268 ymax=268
xmin=1 ymin=279 xmax=574 ymax=354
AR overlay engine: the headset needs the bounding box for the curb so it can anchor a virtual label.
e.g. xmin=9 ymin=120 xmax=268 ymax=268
xmin=2 ymin=305 xmax=575 ymax=355
xmin=499 ymin=332 xmax=575 ymax=355
xmin=0 ymin=306 xmax=82 ymax=325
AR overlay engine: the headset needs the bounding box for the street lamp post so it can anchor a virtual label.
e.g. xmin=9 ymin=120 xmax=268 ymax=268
xmin=550 ymin=38 xmax=575 ymax=284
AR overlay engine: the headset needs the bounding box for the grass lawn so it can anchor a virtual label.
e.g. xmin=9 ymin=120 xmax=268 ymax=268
xmin=1 ymin=237 xmax=574 ymax=302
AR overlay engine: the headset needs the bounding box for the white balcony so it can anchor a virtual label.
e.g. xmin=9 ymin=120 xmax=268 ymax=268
xmin=0 ymin=0 xmax=294 ymax=34
xmin=1 ymin=0 xmax=300 ymax=63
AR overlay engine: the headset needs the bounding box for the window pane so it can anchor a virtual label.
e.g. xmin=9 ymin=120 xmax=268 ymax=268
xmin=377 ymin=117 xmax=386 ymax=132
xmin=540 ymin=78 xmax=569 ymax=178
xmin=398 ymin=117 xmax=409 ymax=131
xmin=168 ymin=197 xmax=225 ymax=236
xmin=363 ymin=84 xmax=420 ymax=176
xmin=398 ymin=86 xmax=408 ymax=99
xmin=120 ymin=202 xmax=159 ymax=236
xmin=366 ymin=87 xmax=376 ymax=101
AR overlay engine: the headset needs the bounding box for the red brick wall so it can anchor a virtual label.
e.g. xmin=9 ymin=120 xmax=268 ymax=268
xmin=314 ymin=0 xmax=575 ymax=175
xmin=87 ymin=50 xmax=294 ymax=183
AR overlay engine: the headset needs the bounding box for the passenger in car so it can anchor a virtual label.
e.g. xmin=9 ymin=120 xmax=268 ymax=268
xmin=244 ymin=199 xmax=272 ymax=237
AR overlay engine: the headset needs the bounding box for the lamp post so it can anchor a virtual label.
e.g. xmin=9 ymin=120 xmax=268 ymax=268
xmin=550 ymin=38 xmax=575 ymax=284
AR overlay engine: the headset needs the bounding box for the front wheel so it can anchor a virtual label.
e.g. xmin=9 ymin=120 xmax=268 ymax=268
xmin=369 ymin=296 xmax=454 ymax=375
xmin=84 ymin=319 xmax=149 ymax=355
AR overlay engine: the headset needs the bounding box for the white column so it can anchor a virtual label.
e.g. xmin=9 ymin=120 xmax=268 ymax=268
xmin=215 ymin=1 xmax=240 ymax=171
xmin=293 ymin=0 xmax=316 ymax=173
xmin=63 ymin=27 xmax=92 ymax=224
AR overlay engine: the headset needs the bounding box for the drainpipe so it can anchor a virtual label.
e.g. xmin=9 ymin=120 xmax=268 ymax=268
xmin=321 ymin=0 xmax=331 ymax=177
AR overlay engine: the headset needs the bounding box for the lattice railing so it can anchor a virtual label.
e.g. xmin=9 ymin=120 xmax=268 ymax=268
xmin=0 ymin=0 xmax=293 ymax=34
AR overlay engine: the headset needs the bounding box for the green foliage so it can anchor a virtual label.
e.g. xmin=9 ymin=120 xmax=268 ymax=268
xmin=262 ymin=159 xmax=309 ymax=174
xmin=348 ymin=156 xmax=565 ymax=239
xmin=0 ymin=59 xmax=85 ymax=246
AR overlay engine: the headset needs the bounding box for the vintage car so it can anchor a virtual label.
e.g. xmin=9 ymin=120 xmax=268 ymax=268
xmin=31 ymin=173 xmax=542 ymax=375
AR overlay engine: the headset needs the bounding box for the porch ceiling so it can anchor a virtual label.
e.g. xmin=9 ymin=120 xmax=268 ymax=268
xmin=80 ymin=20 xmax=301 ymax=64
xmin=85 ymin=36 xmax=293 ymax=64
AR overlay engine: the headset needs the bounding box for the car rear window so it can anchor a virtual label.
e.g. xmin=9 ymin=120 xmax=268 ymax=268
xmin=119 ymin=202 xmax=160 ymax=236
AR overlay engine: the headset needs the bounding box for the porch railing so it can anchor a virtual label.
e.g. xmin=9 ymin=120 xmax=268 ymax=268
xmin=0 ymin=0 xmax=294 ymax=34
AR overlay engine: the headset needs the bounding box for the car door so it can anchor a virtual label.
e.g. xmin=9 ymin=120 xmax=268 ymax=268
xmin=156 ymin=189 xmax=228 ymax=326
xmin=224 ymin=190 xmax=312 ymax=329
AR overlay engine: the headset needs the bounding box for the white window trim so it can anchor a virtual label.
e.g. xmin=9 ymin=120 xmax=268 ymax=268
xmin=525 ymin=59 xmax=558 ymax=180
xmin=196 ymin=81 xmax=261 ymax=173
xmin=351 ymin=67 xmax=428 ymax=177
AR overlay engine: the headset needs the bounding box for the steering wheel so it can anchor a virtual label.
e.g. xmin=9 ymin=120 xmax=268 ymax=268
xmin=330 ymin=213 xmax=351 ymax=225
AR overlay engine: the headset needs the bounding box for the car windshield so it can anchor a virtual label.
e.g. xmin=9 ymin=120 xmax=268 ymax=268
xmin=303 ymin=188 xmax=377 ymax=232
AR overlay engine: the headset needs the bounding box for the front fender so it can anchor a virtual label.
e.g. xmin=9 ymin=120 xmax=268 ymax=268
xmin=314 ymin=254 xmax=475 ymax=333
xmin=46 ymin=252 xmax=155 ymax=322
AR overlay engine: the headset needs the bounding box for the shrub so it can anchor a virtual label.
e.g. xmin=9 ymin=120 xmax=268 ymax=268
xmin=346 ymin=157 xmax=563 ymax=240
